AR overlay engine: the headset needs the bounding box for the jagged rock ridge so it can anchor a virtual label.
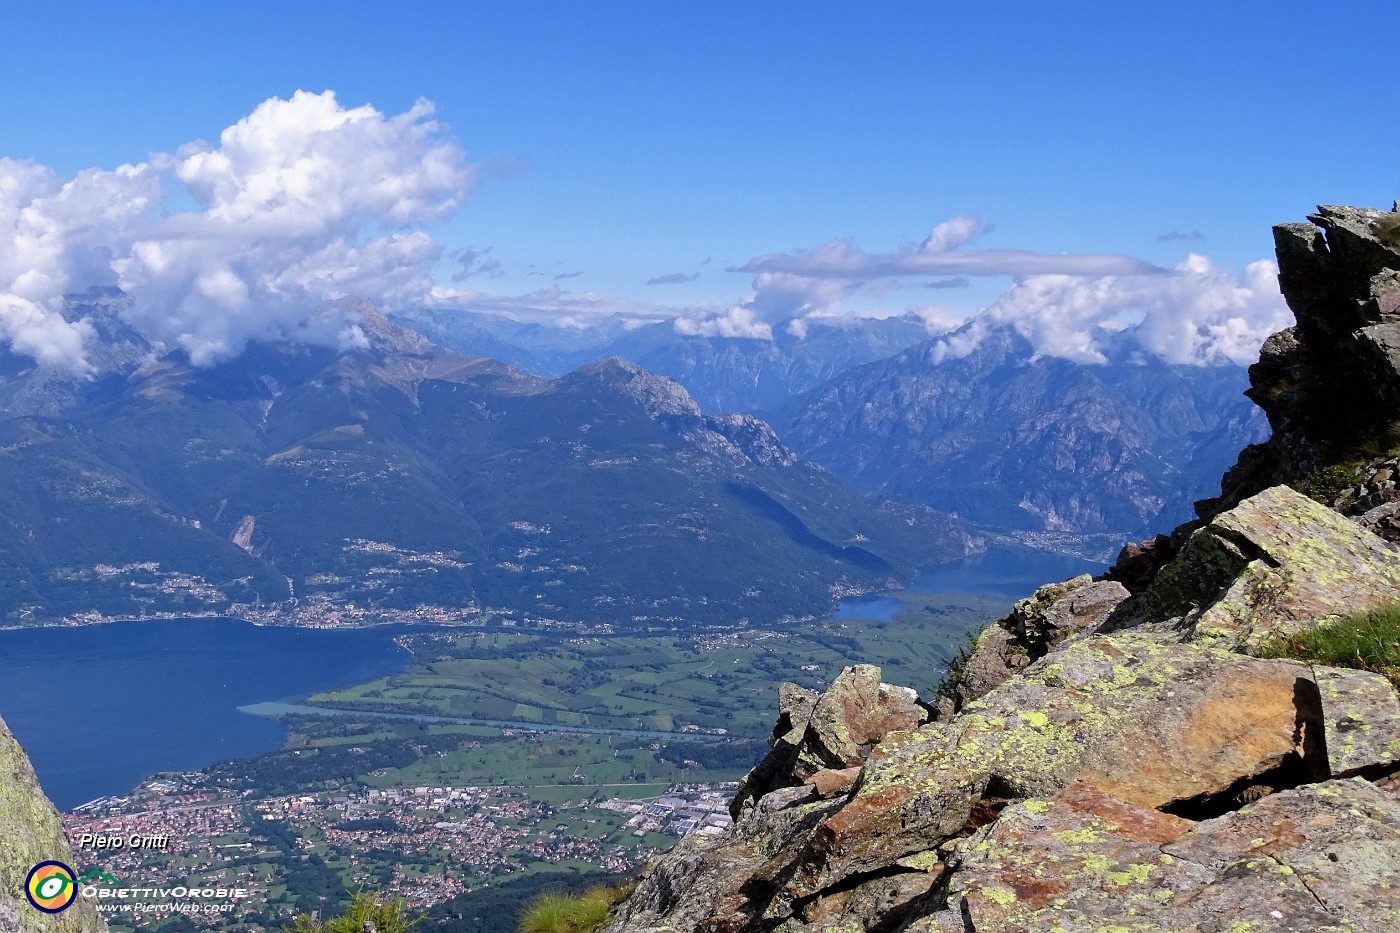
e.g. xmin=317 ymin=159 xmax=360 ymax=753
xmin=601 ymin=205 xmax=1400 ymax=932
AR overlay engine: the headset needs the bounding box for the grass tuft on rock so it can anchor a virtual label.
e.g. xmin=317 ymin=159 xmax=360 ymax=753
xmin=286 ymin=890 xmax=419 ymax=932
xmin=520 ymin=884 xmax=632 ymax=933
xmin=1255 ymin=603 xmax=1400 ymax=687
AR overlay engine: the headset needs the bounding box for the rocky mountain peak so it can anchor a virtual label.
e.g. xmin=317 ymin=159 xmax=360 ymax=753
xmin=320 ymin=297 xmax=438 ymax=358
xmin=706 ymin=414 xmax=799 ymax=468
xmin=567 ymin=356 xmax=705 ymax=421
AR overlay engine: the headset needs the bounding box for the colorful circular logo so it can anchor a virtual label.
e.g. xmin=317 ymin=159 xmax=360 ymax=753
xmin=25 ymin=861 xmax=78 ymax=913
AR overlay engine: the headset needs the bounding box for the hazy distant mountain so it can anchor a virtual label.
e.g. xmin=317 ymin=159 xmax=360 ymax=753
xmin=388 ymin=306 xmax=1268 ymax=541
xmin=772 ymin=325 xmax=1270 ymax=536
xmin=0 ymin=298 xmax=979 ymax=627
xmin=596 ymin=315 xmax=934 ymax=412
xmin=391 ymin=308 xmax=934 ymax=412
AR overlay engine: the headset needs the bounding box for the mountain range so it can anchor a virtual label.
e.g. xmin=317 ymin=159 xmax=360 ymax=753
xmin=772 ymin=325 xmax=1268 ymax=537
xmin=391 ymin=307 xmax=935 ymax=412
xmin=396 ymin=306 xmax=1270 ymax=542
xmin=0 ymin=296 xmax=977 ymax=628
xmin=0 ymin=287 xmax=1273 ymax=626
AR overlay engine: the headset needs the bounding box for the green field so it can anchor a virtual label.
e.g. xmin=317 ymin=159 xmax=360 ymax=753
xmin=114 ymin=591 xmax=1013 ymax=931
xmin=305 ymin=593 xmax=1005 ymax=741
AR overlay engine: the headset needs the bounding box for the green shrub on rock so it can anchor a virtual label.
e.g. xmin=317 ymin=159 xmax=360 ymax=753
xmin=1296 ymin=461 xmax=1365 ymax=506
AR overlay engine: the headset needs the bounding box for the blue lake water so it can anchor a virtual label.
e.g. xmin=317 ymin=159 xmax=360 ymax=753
xmin=0 ymin=543 xmax=1103 ymax=811
xmin=833 ymin=543 xmax=1104 ymax=621
xmin=0 ymin=619 xmax=411 ymax=810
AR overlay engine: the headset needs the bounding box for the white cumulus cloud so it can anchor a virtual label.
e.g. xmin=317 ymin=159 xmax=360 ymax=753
xmin=699 ymin=218 xmax=1289 ymax=363
xmin=936 ymin=254 xmax=1290 ymax=366
xmin=1 ymin=90 xmax=474 ymax=370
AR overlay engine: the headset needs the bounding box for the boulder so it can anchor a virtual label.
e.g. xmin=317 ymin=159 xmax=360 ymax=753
xmin=1360 ymin=268 xmax=1400 ymax=325
xmin=944 ymin=574 xmax=1130 ymax=713
xmin=947 ymin=623 xmax=1026 ymax=712
xmin=795 ymin=870 xmax=935 ymax=931
xmin=1311 ymin=666 xmax=1400 ymax=777
xmin=1163 ymin=779 xmax=1400 ymax=930
xmin=614 ymin=793 xmax=845 ymax=933
xmin=944 ymin=779 xmax=1400 ymax=932
xmin=1135 ymin=484 xmax=1400 ymax=648
xmin=730 ymin=683 xmax=821 ymax=819
xmin=731 ymin=668 xmax=926 ymax=820
xmin=787 ymin=634 xmax=1328 ymax=899
xmin=1004 ymin=575 xmax=1131 ymax=656
xmin=794 ymin=665 xmax=927 ymax=779
xmin=1106 ymin=533 xmax=1176 ymax=592
xmin=1356 ymin=320 xmax=1400 ymax=410
xmin=802 ymin=767 xmax=861 ymax=799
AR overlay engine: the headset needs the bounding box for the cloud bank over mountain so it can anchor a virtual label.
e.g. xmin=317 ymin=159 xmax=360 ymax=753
xmin=676 ymin=218 xmax=1289 ymax=366
xmin=2 ymin=90 xmax=1289 ymax=372
xmin=931 ymin=254 xmax=1289 ymax=366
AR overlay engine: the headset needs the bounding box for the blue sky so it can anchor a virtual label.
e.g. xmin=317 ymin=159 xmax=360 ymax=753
xmin=1 ymin=2 xmax=1397 ymax=367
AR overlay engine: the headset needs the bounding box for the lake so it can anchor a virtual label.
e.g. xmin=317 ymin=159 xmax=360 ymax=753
xmin=0 ymin=543 xmax=1103 ymax=811
xmin=833 ymin=543 xmax=1104 ymax=621
xmin=0 ymin=619 xmax=412 ymax=810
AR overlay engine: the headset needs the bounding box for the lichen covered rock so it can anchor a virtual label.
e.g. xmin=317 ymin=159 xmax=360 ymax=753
xmin=607 ymin=627 xmax=1400 ymax=932
xmin=947 ymin=779 xmax=1400 ymax=932
xmin=944 ymin=574 xmax=1130 ymax=713
xmin=1135 ymin=484 xmax=1400 ymax=648
xmin=732 ymin=667 xmax=926 ymax=820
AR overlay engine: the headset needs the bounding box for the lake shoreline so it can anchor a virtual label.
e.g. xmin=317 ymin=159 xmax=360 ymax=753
xmin=0 ymin=544 xmax=1105 ymax=810
xmin=0 ymin=537 xmax=1108 ymax=633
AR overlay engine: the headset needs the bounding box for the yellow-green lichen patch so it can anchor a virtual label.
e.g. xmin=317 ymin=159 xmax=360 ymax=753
xmin=1105 ymin=863 xmax=1154 ymax=887
xmin=896 ymin=850 xmax=944 ymax=872
xmin=980 ymin=883 xmax=1018 ymax=907
xmin=1081 ymin=854 xmax=1113 ymax=874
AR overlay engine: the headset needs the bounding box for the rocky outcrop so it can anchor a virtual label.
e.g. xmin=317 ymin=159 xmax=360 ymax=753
xmin=939 ymin=574 xmax=1130 ymax=714
xmin=610 ymin=629 xmax=1400 ymax=932
xmin=0 ymin=715 xmax=107 ymax=932
xmin=603 ymin=204 xmax=1400 ymax=933
xmin=1197 ymin=203 xmax=1400 ymax=538
xmin=731 ymin=667 xmax=928 ymax=820
xmin=1131 ymin=484 xmax=1400 ymax=648
xmin=942 ymin=778 xmax=1400 ymax=932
